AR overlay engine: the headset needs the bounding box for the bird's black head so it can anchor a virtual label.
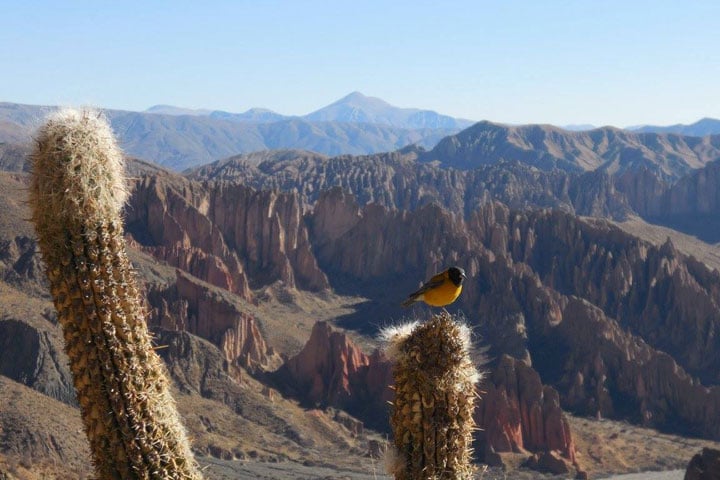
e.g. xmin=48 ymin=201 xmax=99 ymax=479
xmin=448 ymin=266 xmax=466 ymax=286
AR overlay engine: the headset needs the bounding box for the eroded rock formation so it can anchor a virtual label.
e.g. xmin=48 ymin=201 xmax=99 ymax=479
xmin=275 ymin=321 xmax=392 ymax=428
xmin=475 ymin=355 xmax=576 ymax=463
xmin=0 ymin=318 xmax=75 ymax=405
xmin=127 ymin=172 xmax=329 ymax=293
xmin=147 ymin=270 xmax=281 ymax=372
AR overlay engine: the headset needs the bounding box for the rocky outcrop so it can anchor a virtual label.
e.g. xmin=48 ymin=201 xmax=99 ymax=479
xmin=209 ymin=182 xmax=329 ymax=291
xmin=0 ymin=236 xmax=46 ymax=296
xmin=153 ymin=329 xmax=246 ymax=396
xmin=522 ymin=451 xmax=571 ymax=476
xmin=147 ymin=270 xmax=281 ymax=372
xmin=475 ymin=355 xmax=576 ymax=463
xmin=665 ymin=158 xmax=720 ymax=214
xmin=127 ymin=173 xmax=252 ymax=299
xmin=471 ymin=239 xmax=720 ymax=439
xmin=617 ymin=159 xmax=720 ymax=241
xmin=311 ymin=192 xmax=475 ymax=282
xmin=194 ymin=152 xmax=632 ymax=220
xmin=554 ymin=297 xmax=720 ymax=439
xmin=685 ymin=448 xmax=720 ymax=480
xmin=127 ymin=171 xmax=329 ymax=293
xmin=275 ymin=321 xmax=392 ymax=428
xmin=0 ymin=318 xmax=75 ymax=406
xmin=616 ymin=167 xmax=669 ymax=217
xmin=623 ymin=158 xmax=720 ymax=219
xmin=464 ymin=203 xmax=720 ymax=384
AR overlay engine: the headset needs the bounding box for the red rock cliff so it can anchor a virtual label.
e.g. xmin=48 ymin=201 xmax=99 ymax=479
xmin=147 ymin=270 xmax=280 ymax=372
xmin=476 ymin=355 xmax=576 ymax=463
xmin=127 ymin=171 xmax=329 ymax=293
xmin=276 ymin=321 xmax=392 ymax=427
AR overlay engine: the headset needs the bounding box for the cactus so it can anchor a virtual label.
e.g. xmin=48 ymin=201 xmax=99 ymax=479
xmin=382 ymin=312 xmax=480 ymax=480
xmin=29 ymin=109 xmax=202 ymax=479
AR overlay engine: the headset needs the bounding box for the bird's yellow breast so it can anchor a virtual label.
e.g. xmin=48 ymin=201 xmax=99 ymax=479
xmin=420 ymin=281 xmax=463 ymax=307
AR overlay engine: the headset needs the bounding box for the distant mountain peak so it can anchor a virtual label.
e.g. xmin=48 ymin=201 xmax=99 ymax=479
xmin=306 ymin=92 xmax=473 ymax=130
xmin=629 ymin=117 xmax=720 ymax=136
xmin=145 ymin=105 xmax=212 ymax=116
xmin=141 ymin=93 xmax=474 ymax=131
xmin=243 ymin=107 xmax=278 ymax=114
xmin=342 ymin=91 xmax=368 ymax=100
xmin=325 ymin=91 xmax=393 ymax=109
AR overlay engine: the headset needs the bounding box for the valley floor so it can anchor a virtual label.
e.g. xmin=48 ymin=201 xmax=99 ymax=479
xmin=569 ymin=415 xmax=720 ymax=479
xmin=197 ymin=456 xmax=390 ymax=480
xmin=599 ymin=470 xmax=684 ymax=480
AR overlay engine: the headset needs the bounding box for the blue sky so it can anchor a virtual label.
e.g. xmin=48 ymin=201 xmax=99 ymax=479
xmin=2 ymin=1 xmax=719 ymax=127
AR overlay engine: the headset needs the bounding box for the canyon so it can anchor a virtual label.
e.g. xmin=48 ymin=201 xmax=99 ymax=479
xmin=3 ymin=119 xmax=720 ymax=478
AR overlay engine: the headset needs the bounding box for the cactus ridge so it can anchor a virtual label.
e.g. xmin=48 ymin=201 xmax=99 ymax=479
xmin=30 ymin=109 xmax=202 ymax=479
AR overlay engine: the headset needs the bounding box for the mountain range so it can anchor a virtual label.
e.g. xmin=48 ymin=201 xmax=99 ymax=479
xmin=424 ymin=121 xmax=720 ymax=180
xmin=146 ymin=91 xmax=475 ymax=130
xmin=0 ymin=94 xmax=465 ymax=170
xmin=631 ymin=117 xmax=720 ymax=136
xmin=3 ymin=102 xmax=720 ymax=478
xmin=3 ymin=96 xmax=720 ymax=172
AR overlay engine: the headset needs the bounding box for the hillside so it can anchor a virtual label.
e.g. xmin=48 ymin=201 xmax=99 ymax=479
xmin=425 ymin=121 xmax=720 ymax=180
xmin=631 ymin=158 xmax=720 ymax=242
xmin=632 ymin=117 xmax=720 ymax=136
xmin=189 ymin=149 xmax=630 ymax=219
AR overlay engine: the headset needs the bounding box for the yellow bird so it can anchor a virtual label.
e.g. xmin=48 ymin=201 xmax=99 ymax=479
xmin=401 ymin=266 xmax=466 ymax=308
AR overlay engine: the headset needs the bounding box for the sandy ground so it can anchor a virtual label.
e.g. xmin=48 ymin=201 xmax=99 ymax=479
xmin=199 ymin=457 xmax=391 ymax=480
xmin=199 ymin=460 xmax=685 ymax=480
xmin=599 ymin=470 xmax=683 ymax=480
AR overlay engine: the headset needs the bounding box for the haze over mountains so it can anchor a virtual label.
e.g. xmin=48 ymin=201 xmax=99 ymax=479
xmin=3 ymin=93 xmax=720 ymax=171
xmin=630 ymin=117 xmax=720 ymax=136
xmin=147 ymin=91 xmax=475 ymax=130
xmin=0 ymin=93 xmax=468 ymax=170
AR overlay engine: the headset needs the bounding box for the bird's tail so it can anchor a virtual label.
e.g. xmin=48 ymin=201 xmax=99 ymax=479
xmin=400 ymin=295 xmax=418 ymax=308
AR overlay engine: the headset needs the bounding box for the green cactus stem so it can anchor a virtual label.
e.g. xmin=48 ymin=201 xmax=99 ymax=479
xmin=382 ymin=312 xmax=480 ymax=480
xmin=29 ymin=109 xmax=202 ymax=479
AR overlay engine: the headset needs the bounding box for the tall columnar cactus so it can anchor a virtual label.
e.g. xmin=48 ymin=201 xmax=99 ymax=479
xmin=29 ymin=109 xmax=202 ymax=479
xmin=382 ymin=312 xmax=480 ymax=480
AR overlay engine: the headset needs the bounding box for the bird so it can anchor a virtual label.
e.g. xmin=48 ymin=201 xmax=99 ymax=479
xmin=401 ymin=266 xmax=466 ymax=308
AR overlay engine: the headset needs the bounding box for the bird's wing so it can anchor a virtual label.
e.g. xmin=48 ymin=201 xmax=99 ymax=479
xmin=401 ymin=271 xmax=446 ymax=306
xmin=413 ymin=272 xmax=446 ymax=296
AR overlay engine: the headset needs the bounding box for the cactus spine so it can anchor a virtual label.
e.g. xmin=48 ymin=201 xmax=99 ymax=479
xmin=29 ymin=109 xmax=202 ymax=479
xmin=383 ymin=312 xmax=480 ymax=480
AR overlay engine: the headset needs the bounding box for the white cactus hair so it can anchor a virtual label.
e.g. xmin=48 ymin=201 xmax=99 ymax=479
xmin=379 ymin=315 xmax=481 ymax=385
xmin=31 ymin=108 xmax=128 ymax=225
xmin=378 ymin=320 xmax=419 ymax=361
